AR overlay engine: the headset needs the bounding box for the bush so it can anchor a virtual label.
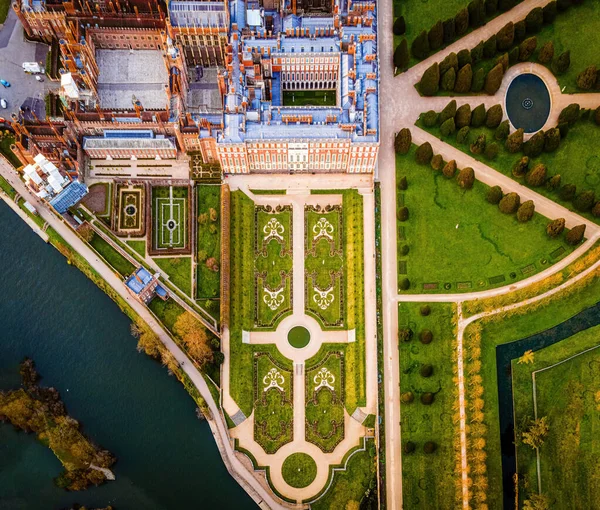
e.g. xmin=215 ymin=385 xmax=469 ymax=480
xmin=519 ymin=36 xmax=538 ymax=61
xmin=411 ymin=30 xmax=430 ymax=59
xmin=455 ymin=7 xmax=470 ymax=35
xmin=499 ymin=192 xmax=520 ymax=213
xmin=552 ymin=50 xmax=571 ymax=75
xmin=440 ymin=53 xmax=459 ymax=76
xmin=558 ymin=103 xmax=580 ymax=125
xmin=485 ymin=0 xmax=498 ymax=16
xmin=470 ymin=134 xmax=487 ymax=155
xmin=576 ymin=65 xmax=598 ymax=90
xmin=401 ymin=392 xmax=414 ymax=403
xmin=419 ymin=63 xmax=440 ymax=96
xmin=457 ymin=126 xmax=470 ymax=144
xmin=456 ymin=104 xmax=472 ymax=128
xmin=471 ymin=104 xmax=487 ymax=127
xmin=400 ymin=244 xmax=410 ymax=255
xmin=440 ymin=117 xmax=456 ymax=137
xmin=420 ymin=329 xmax=433 ymax=344
xmin=505 ymin=128 xmax=524 ymax=152
xmin=538 ymin=40 xmax=554 ymax=64
xmin=517 ymin=200 xmax=535 ymax=222
xmin=458 ymin=49 xmax=472 ymax=69
xmin=468 ymin=0 xmax=486 ymax=27
xmin=423 ymin=441 xmax=437 ymax=453
xmin=471 ymin=67 xmax=485 ymax=92
xmin=398 ymin=175 xmax=408 ymax=190
xmin=496 ymin=52 xmax=509 ymax=72
xmin=573 ymin=190 xmax=596 ymax=212
xmin=566 ymin=224 xmax=586 ymax=245
xmin=544 ymin=127 xmax=560 ymax=152
xmin=543 ymin=1 xmax=557 ymax=23
xmin=428 ymin=20 xmax=444 ymax=51
xmin=420 ymin=305 xmax=431 ymax=316
xmin=403 ymin=441 xmax=416 ymax=454
xmin=431 ymin=154 xmax=444 ymax=170
xmin=415 ymin=142 xmax=433 ymax=164
xmin=514 ymin=19 xmax=527 ymax=43
xmin=394 ymin=38 xmax=410 ymax=70
xmin=592 ymin=202 xmax=600 ymax=218
xmin=397 ymin=206 xmax=409 ymax=221
xmin=399 ymin=327 xmax=413 ymax=342
xmin=525 ymin=7 xmax=544 ymax=33
xmin=455 ymin=64 xmax=473 ymax=93
xmin=595 ymin=106 xmax=600 ymax=126
xmin=546 ymin=217 xmax=565 ymax=237
xmin=560 ymin=183 xmax=577 ymax=201
xmin=547 ymin=174 xmax=561 ymax=190
xmin=558 ymin=122 xmax=570 ymax=138
xmin=395 ymin=128 xmax=412 ymax=154
xmin=399 ymin=278 xmax=411 ymax=291
xmin=485 ymin=142 xmax=499 ymax=160
xmin=484 ymin=63 xmax=504 ymax=94
xmin=509 ymin=46 xmax=520 ymax=66
xmin=420 ymin=364 xmax=434 ymax=377
xmin=440 ymin=100 xmax=457 ymax=123
xmin=496 ymin=22 xmax=515 ymax=51
xmin=526 ymin=163 xmax=548 ymax=187
xmin=486 ymin=104 xmax=504 ymax=128
xmin=483 ymin=34 xmax=497 ymax=58
xmin=471 ymin=41 xmax=484 ymax=63
xmin=421 ymin=393 xmax=435 ymax=405
xmin=442 ymin=160 xmax=457 ymax=178
xmin=457 ymin=167 xmax=475 ymax=189
xmin=421 ymin=110 xmax=439 ymax=127
xmin=523 ymin=130 xmax=545 ymax=158
xmin=443 ymin=18 xmax=456 ymax=44
xmin=393 ymin=16 xmax=406 ymax=36
xmin=441 ymin=68 xmax=457 ymax=91
xmin=512 ymin=156 xmax=530 ymax=177
xmin=486 ymin=185 xmax=504 ymax=204
xmin=495 ymin=120 xmax=510 ymax=140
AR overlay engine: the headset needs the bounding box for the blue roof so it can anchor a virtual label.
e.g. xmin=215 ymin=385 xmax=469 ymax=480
xmin=49 ymin=181 xmax=88 ymax=214
xmin=125 ymin=267 xmax=154 ymax=294
xmin=156 ymin=285 xmax=168 ymax=298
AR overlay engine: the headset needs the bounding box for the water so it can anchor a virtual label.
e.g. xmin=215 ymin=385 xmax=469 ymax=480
xmin=0 ymin=201 xmax=255 ymax=510
xmin=505 ymin=73 xmax=551 ymax=133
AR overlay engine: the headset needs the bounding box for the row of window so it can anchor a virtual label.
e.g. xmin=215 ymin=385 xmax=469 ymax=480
xmin=275 ymin=56 xmax=337 ymax=64
xmin=282 ymin=72 xmax=336 ymax=81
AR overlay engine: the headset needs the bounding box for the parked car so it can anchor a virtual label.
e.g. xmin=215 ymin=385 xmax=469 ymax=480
xmin=0 ymin=116 xmax=6 ymax=123
xmin=0 ymin=99 xmax=7 ymax=109
xmin=0 ymin=80 xmax=10 ymax=88
xmin=35 ymin=75 xmax=44 ymax=82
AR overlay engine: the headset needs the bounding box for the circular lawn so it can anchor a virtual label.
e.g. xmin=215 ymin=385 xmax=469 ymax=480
xmin=281 ymin=453 xmax=317 ymax=488
xmin=287 ymin=326 xmax=310 ymax=349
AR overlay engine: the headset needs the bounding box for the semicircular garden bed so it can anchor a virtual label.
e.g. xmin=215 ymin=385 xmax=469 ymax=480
xmin=281 ymin=453 xmax=317 ymax=488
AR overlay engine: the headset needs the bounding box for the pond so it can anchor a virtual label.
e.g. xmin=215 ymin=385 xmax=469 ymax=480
xmin=505 ymin=73 xmax=551 ymax=134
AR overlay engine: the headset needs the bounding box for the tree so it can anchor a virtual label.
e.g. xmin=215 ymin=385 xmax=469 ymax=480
xmin=522 ymin=416 xmax=550 ymax=449
xmin=415 ymin=142 xmax=433 ymax=164
xmin=400 ymin=244 xmax=410 ymax=255
xmin=519 ymin=36 xmax=537 ymax=61
xmin=486 ymin=185 xmax=503 ymax=204
xmin=485 ymin=0 xmax=498 ymax=16
xmin=485 ymin=142 xmax=499 ymax=160
xmin=455 ymin=7 xmax=470 ymax=35
xmin=471 ymin=41 xmax=484 ymax=63
xmin=512 ymin=156 xmax=530 ymax=177
xmin=403 ymin=441 xmax=416 ymax=454
xmin=419 ymin=62 xmax=440 ymax=96
xmin=455 ymin=104 xmax=472 ymax=128
xmin=495 ymin=119 xmax=510 ymax=140
xmin=505 ymin=128 xmax=524 ymax=152
xmin=525 ymin=7 xmax=544 ymax=33
xmin=420 ymin=364 xmax=434 ymax=377
xmin=457 ymin=126 xmax=470 ymax=144
xmin=423 ymin=440 xmax=437 ymax=452
xmin=546 ymin=217 xmax=565 ymax=237
xmin=394 ymin=39 xmax=410 ymax=70
xmin=514 ymin=19 xmax=527 ymax=42
xmin=543 ymin=1 xmax=557 ymax=23
xmin=397 ymin=206 xmax=409 ymax=221
xmin=496 ymin=52 xmax=509 ymax=72
xmin=573 ymin=190 xmax=596 ymax=212
xmin=538 ymin=40 xmax=554 ymax=64
xmin=518 ymin=349 xmax=535 ymax=364
xmin=552 ymin=50 xmax=571 ymax=75
xmin=517 ymin=200 xmax=535 ymax=222
xmin=499 ymin=192 xmax=520 ymax=213
xmin=595 ymin=106 xmax=600 ymax=126
xmin=576 ymin=65 xmax=598 ymax=90
xmin=470 ymin=133 xmax=487 ymax=154
xmin=593 ymin=202 xmax=600 ymax=218
xmin=393 ymin=16 xmax=406 ymax=36
xmin=399 ymin=327 xmax=413 ymax=342
xmin=441 ymin=68 xmax=456 ymax=91
xmin=457 ymin=167 xmax=475 ymax=189
xmin=399 ymin=278 xmax=411 ymax=290
xmin=496 ymin=22 xmax=515 ymax=51
xmin=458 ymin=48 xmax=472 ymax=69
xmin=523 ymin=130 xmax=545 ymax=158
xmin=401 ymin=391 xmax=414 ymax=402
xmin=174 ymin=312 xmax=213 ymax=367
xmin=77 ymin=222 xmax=95 ymax=242
xmin=483 ymin=34 xmax=497 ymax=58
xmin=420 ymin=304 xmax=431 ymax=316
xmin=137 ymin=330 xmax=162 ymax=359
xmin=420 ymin=329 xmax=433 ymax=344
xmin=421 ymin=393 xmax=435 ymax=405
xmin=395 ymin=128 xmax=412 ymax=154
xmin=398 ymin=175 xmax=408 ymax=190
xmin=440 ymin=117 xmax=456 ymax=136
xmin=440 ymin=53 xmax=459 ymax=76
xmin=523 ymin=494 xmax=550 ymax=510
xmin=454 ymin=64 xmax=473 ymax=93
xmin=411 ymin=30 xmax=430 ymax=59
xmin=544 ymin=127 xmax=560 ymax=152
xmin=471 ymin=104 xmax=486 ymax=127
xmin=443 ymin=18 xmax=456 ymax=44
xmin=431 ymin=154 xmax=444 ymax=170
xmin=468 ymin=0 xmax=486 ymax=27
xmin=566 ymin=224 xmax=586 ymax=245
xmin=471 ymin=67 xmax=485 ymax=92
xmin=526 ymin=163 xmax=547 ymax=186
xmin=442 ymin=160 xmax=457 ymax=178
xmin=485 ymin=104 xmax=503 ymax=128
xmin=161 ymin=349 xmax=180 ymax=374
xmin=484 ymin=63 xmax=504 ymax=94
xmin=421 ymin=110 xmax=439 ymax=127
xmin=509 ymin=45 xmax=520 ymax=66
xmin=428 ymin=20 xmax=444 ymax=51
xmin=439 ymin=99 xmax=457 ymax=123
xmin=560 ymin=183 xmax=577 ymax=201
xmin=546 ymin=174 xmax=561 ymax=190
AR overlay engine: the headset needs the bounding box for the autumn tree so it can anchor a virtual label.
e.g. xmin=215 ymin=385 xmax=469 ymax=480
xmin=522 ymin=416 xmax=550 ymax=449
xmin=174 ymin=312 xmax=214 ymax=368
xmin=518 ymin=349 xmax=535 ymax=364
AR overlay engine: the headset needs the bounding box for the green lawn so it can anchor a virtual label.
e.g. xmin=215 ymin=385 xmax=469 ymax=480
xmin=196 ymin=185 xmax=221 ymax=300
xmin=148 ymin=298 xmax=186 ymax=333
xmin=0 ymin=134 xmax=21 ymax=168
xmin=126 ymin=240 xmax=146 ymax=258
xmin=469 ymin=274 xmax=600 ymax=510
xmin=282 ymin=90 xmax=336 ymax=107
xmin=512 ymin=325 xmax=600 ymax=508
xmin=0 ymin=0 xmax=10 ymax=24
xmin=420 ymin=117 xmax=600 ymax=224
xmin=396 ymin=146 xmax=574 ymax=293
xmin=281 ymin=453 xmax=318 ymax=489
xmin=89 ymin=233 xmax=135 ymax=277
xmin=0 ymin=175 xmax=16 ymax=198
xmin=153 ymin=256 xmax=192 ymax=296
xmin=398 ymin=302 xmax=457 ymax=509
xmin=151 ymin=186 xmax=189 ymax=251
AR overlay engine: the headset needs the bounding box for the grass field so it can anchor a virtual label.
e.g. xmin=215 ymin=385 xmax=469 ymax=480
xmin=0 ymin=0 xmax=10 ymax=24
xmin=89 ymin=233 xmax=135 ymax=277
xmin=282 ymin=453 xmax=318 ymax=489
xmin=153 ymin=257 xmax=192 ymax=296
xmin=117 ymin=187 xmax=143 ymax=231
xmin=398 ymin=302 xmax=457 ymax=509
xmin=196 ymin=185 xmax=221 ymax=300
xmin=512 ymin=325 xmax=600 ymax=508
xmin=420 ymin=117 xmax=600 ymax=224
xmin=0 ymin=175 xmax=16 ymax=198
xmin=396 ymin=147 xmax=574 ymax=293
xmin=126 ymin=240 xmax=146 ymax=258
xmin=0 ymin=134 xmax=21 ymax=168
xmin=282 ymin=90 xmax=336 ymax=107
xmin=151 ymin=186 xmax=188 ymax=251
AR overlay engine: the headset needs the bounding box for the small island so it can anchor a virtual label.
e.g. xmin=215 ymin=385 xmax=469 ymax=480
xmin=0 ymin=359 xmax=116 ymax=491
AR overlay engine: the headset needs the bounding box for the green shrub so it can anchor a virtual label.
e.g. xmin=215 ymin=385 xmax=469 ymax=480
xmin=573 ymin=190 xmax=596 ymax=212
xmin=428 ymin=20 xmax=444 ymax=51
xmin=495 ymin=120 xmax=510 ymax=140
xmin=595 ymin=106 xmax=600 ymax=126
xmin=431 ymin=154 xmax=444 ymax=170
xmin=552 ymin=50 xmax=571 ymax=75
xmin=400 ymin=244 xmax=410 ymax=255
xmin=393 ymin=16 xmax=406 ymax=36
xmin=399 ymin=278 xmax=411 ymax=291
xmin=420 ymin=329 xmax=433 ymax=344
xmin=517 ymin=200 xmax=535 ymax=222
xmin=397 ymin=206 xmax=409 ymax=221
xmin=485 ymin=142 xmax=499 ymax=160
xmin=420 ymin=364 xmax=434 ymax=377
xmin=483 ymin=34 xmax=497 ymax=58
xmin=394 ymin=38 xmax=410 ymax=70
xmin=543 ymin=1 xmax=557 ymax=23
xmin=546 ymin=218 xmax=565 ymax=237
xmin=558 ymin=103 xmax=580 ymax=125
xmin=519 ymin=36 xmax=537 ymax=61
xmin=486 ymin=185 xmax=504 ymax=204
xmin=496 ymin=22 xmax=515 ymax=51
xmin=420 ymin=393 xmax=435 ymax=405
xmin=441 ymin=68 xmax=457 ymax=91
xmin=443 ymin=18 xmax=456 ymax=44
xmin=421 ymin=110 xmax=439 ymax=127
xmin=484 ymin=63 xmax=504 ymax=94
xmin=401 ymin=392 xmax=415 ymax=403
xmin=458 ymin=48 xmax=472 ymax=69
xmin=485 ymin=0 xmax=498 ymax=15
xmin=499 ymin=192 xmax=520 ymax=213
xmin=471 ymin=67 xmax=485 ymax=92
xmin=538 ymin=40 xmax=554 ymax=64
xmin=455 ymin=7 xmax=470 ymax=35
xmin=398 ymin=175 xmax=408 ymax=190
xmin=442 ymin=160 xmax=457 ymax=178
xmin=559 ymin=183 xmax=577 ymax=201
xmin=415 ymin=142 xmax=433 ymax=164
xmin=558 ymin=122 xmax=570 ymax=138
xmin=457 ymin=167 xmax=475 ymax=189
xmin=423 ymin=441 xmax=437 ymax=452
xmin=411 ymin=30 xmax=430 ymax=59
xmin=525 ymin=7 xmax=544 ymax=33
xmin=486 ymin=104 xmax=504 ymax=128
xmin=399 ymin=327 xmax=413 ymax=342
xmin=512 ymin=156 xmax=530 ymax=177
xmin=471 ymin=104 xmax=486 ymax=127
xmin=509 ymin=46 xmax=520 ymax=66
xmin=440 ymin=53 xmax=459 ymax=76
xmin=471 ymin=41 xmax=484 ymax=63
xmin=455 ymin=64 xmax=473 ymax=93
xmin=457 ymin=126 xmax=470 ymax=144
xmin=514 ymin=19 xmax=527 ymax=43
xmin=470 ymin=133 xmax=487 ymax=154
xmin=592 ymin=202 xmax=600 ymax=218
xmin=576 ymin=65 xmax=598 ymax=90
xmin=526 ymin=163 xmax=548 ymax=187
xmin=419 ymin=63 xmax=440 ymax=96
xmin=395 ymin=128 xmax=412 ymax=154
xmin=523 ymin=130 xmax=545 ymax=158
xmin=544 ymin=127 xmax=560 ymax=152
xmin=505 ymin=128 xmax=524 ymax=153
xmin=403 ymin=441 xmax=416 ymax=453
xmin=439 ymin=100 xmax=457 ymax=123
xmin=468 ymin=0 xmax=486 ymax=27
xmin=566 ymin=224 xmax=586 ymax=245
xmin=546 ymin=174 xmax=561 ymax=190
xmin=455 ymin=104 xmax=472 ymax=128
xmin=420 ymin=305 xmax=431 ymax=316
xmin=440 ymin=117 xmax=456 ymax=137
xmin=496 ymin=52 xmax=509 ymax=72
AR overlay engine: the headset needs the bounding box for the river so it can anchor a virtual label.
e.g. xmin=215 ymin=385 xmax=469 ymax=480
xmin=0 ymin=201 xmax=255 ymax=510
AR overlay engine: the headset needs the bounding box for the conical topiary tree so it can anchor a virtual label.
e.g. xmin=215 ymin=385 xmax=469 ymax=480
xmin=457 ymin=167 xmax=475 ymax=189
xmin=415 ymin=142 xmax=433 ymax=164
xmin=566 ymin=224 xmax=586 ymax=245
xmin=454 ymin=64 xmax=473 ymax=93
xmin=395 ymin=128 xmax=412 ymax=154
xmin=573 ymin=190 xmax=596 ymax=212
xmin=512 ymin=156 xmax=530 ymax=178
xmin=440 ymin=100 xmax=458 ymax=124
xmin=419 ymin=63 xmax=440 ymax=96
xmin=552 ymin=50 xmax=571 ymax=75
xmin=538 ymin=41 xmax=554 ymax=64
xmin=486 ymin=185 xmax=504 ymax=204
xmin=484 ymin=63 xmax=504 ymax=94
xmin=517 ymin=200 xmax=535 ymax=222
xmin=519 ymin=36 xmax=538 ymax=61
xmin=544 ymin=127 xmax=560 ymax=152
xmin=525 ymin=7 xmax=544 ymax=33
xmin=441 ymin=68 xmax=457 ymax=91
xmin=411 ymin=30 xmax=430 ymax=59
xmin=440 ymin=117 xmax=456 ymax=137
xmin=485 ymin=104 xmax=503 ymax=128
xmin=442 ymin=160 xmax=457 ymax=178
xmin=431 ymin=154 xmax=444 ymax=170
xmin=523 ymin=130 xmax=545 ymax=158
xmin=505 ymin=128 xmax=524 ymax=153
xmin=559 ymin=183 xmax=577 ymax=201
xmin=428 ymin=20 xmax=444 ymax=51
xmin=576 ymin=65 xmax=598 ymax=90
xmin=471 ymin=67 xmax=485 ymax=92
xmin=455 ymin=7 xmax=470 ymax=35
xmin=393 ymin=16 xmax=406 ymax=36
xmin=470 ymin=134 xmax=487 ymax=155
xmin=394 ymin=38 xmax=410 ymax=70
xmin=526 ymin=163 xmax=547 ymax=187
xmin=499 ymin=192 xmax=521 ymax=213
xmin=440 ymin=53 xmax=459 ymax=76
xmin=546 ymin=218 xmax=565 ymax=237
xmin=456 ymin=104 xmax=472 ymax=128
xmin=496 ymin=22 xmax=515 ymax=51
xmin=495 ymin=120 xmax=510 ymax=140
xmin=471 ymin=104 xmax=487 ymax=127
xmin=457 ymin=126 xmax=470 ymax=144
